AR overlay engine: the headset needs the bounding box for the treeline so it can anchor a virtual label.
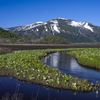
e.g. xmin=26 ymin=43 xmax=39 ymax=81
xmin=0 ymin=28 xmax=20 ymax=39
xmin=36 ymin=36 xmax=69 ymax=44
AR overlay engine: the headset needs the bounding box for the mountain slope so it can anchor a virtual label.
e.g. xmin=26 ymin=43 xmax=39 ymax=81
xmin=6 ymin=18 xmax=100 ymax=43
xmin=0 ymin=27 xmax=20 ymax=38
xmin=0 ymin=27 xmax=30 ymax=43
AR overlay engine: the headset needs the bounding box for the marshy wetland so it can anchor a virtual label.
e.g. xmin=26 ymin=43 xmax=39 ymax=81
xmin=0 ymin=46 xmax=100 ymax=100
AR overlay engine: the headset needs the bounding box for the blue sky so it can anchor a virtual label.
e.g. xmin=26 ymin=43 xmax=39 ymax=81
xmin=0 ymin=0 xmax=100 ymax=28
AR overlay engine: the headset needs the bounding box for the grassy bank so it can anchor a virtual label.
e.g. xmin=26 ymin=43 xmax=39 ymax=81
xmin=67 ymin=48 xmax=100 ymax=70
xmin=0 ymin=49 xmax=100 ymax=92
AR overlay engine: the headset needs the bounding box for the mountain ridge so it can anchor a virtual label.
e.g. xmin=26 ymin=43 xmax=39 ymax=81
xmin=6 ymin=17 xmax=100 ymax=43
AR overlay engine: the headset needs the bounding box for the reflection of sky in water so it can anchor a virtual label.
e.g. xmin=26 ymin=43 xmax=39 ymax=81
xmin=43 ymin=53 xmax=60 ymax=68
xmin=70 ymin=58 xmax=82 ymax=70
xmin=51 ymin=53 xmax=59 ymax=67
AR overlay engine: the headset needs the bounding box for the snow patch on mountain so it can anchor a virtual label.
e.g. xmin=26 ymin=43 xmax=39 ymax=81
xmin=50 ymin=20 xmax=60 ymax=33
xmin=36 ymin=29 xmax=39 ymax=31
xmin=44 ymin=26 xmax=48 ymax=31
xmin=36 ymin=21 xmax=43 ymax=24
xmin=84 ymin=23 xmax=93 ymax=32
xmin=10 ymin=22 xmax=47 ymax=32
xmin=69 ymin=21 xmax=93 ymax=32
xmin=69 ymin=21 xmax=85 ymax=27
xmin=44 ymin=23 xmax=47 ymax=25
xmin=50 ymin=20 xmax=58 ymax=24
xmin=53 ymin=24 xmax=60 ymax=33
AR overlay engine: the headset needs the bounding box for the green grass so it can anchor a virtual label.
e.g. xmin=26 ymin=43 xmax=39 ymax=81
xmin=67 ymin=48 xmax=100 ymax=69
xmin=0 ymin=49 xmax=99 ymax=92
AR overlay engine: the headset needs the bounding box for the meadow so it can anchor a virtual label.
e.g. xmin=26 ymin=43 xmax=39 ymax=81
xmin=67 ymin=48 xmax=100 ymax=70
xmin=0 ymin=48 xmax=100 ymax=92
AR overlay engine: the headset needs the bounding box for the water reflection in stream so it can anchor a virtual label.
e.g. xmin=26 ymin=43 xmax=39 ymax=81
xmin=0 ymin=52 xmax=100 ymax=100
xmin=44 ymin=52 xmax=100 ymax=83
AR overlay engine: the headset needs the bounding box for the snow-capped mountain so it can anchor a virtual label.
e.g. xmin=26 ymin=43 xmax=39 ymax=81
xmin=6 ymin=17 xmax=100 ymax=43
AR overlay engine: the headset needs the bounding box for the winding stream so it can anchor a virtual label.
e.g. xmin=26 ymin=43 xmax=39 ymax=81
xmin=44 ymin=52 xmax=100 ymax=84
xmin=0 ymin=52 xmax=100 ymax=100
